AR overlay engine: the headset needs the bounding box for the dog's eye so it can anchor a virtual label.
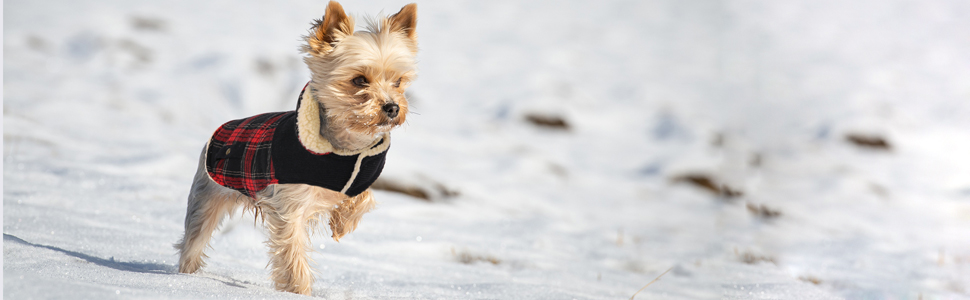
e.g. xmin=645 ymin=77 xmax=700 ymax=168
xmin=351 ymin=76 xmax=369 ymax=87
xmin=394 ymin=77 xmax=402 ymax=88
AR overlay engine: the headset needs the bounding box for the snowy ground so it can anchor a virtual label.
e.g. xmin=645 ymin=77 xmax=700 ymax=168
xmin=5 ymin=0 xmax=970 ymax=299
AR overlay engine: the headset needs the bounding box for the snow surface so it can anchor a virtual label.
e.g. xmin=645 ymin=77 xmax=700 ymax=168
xmin=5 ymin=0 xmax=970 ymax=299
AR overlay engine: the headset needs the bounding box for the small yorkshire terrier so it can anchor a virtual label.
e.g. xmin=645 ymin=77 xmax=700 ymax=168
xmin=175 ymin=1 xmax=417 ymax=295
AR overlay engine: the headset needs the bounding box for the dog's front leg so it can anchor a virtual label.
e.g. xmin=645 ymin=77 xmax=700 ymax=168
xmin=329 ymin=189 xmax=377 ymax=242
xmin=261 ymin=193 xmax=315 ymax=295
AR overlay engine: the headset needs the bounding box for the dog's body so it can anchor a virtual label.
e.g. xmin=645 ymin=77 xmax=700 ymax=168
xmin=175 ymin=1 xmax=417 ymax=295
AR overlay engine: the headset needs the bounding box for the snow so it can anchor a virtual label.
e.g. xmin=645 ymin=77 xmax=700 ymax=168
xmin=4 ymin=0 xmax=970 ymax=299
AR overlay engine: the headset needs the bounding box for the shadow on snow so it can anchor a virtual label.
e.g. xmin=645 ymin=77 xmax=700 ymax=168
xmin=3 ymin=233 xmax=176 ymax=274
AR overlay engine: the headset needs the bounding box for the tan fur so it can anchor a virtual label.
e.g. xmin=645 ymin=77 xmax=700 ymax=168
xmin=387 ymin=4 xmax=419 ymax=42
xmin=304 ymin=1 xmax=355 ymax=55
xmin=256 ymin=184 xmax=342 ymax=295
xmin=303 ymin=2 xmax=417 ymax=151
xmin=176 ymin=1 xmax=417 ymax=296
xmin=329 ymin=189 xmax=377 ymax=241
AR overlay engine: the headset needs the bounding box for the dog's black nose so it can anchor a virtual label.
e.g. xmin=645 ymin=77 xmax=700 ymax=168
xmin=382 ymin=103 xmax=399 ymax=118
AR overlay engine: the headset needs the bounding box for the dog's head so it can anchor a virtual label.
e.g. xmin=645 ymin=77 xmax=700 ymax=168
xmin=302 ymin=1 xmax=417 ymax=137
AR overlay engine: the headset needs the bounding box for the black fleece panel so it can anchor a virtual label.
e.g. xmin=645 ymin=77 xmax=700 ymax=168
xmin=270 ymin=114 xmax=387 ymax=197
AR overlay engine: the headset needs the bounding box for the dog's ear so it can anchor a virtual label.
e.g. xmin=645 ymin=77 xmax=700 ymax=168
xmin=304 ymin=1 xmax=354 ymax=55
xmin=387 ymin=3 xmax=417 ymax=42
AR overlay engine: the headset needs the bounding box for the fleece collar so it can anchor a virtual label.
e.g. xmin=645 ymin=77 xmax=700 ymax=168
xmin=295 ymin=84 xmax=390 ymax=156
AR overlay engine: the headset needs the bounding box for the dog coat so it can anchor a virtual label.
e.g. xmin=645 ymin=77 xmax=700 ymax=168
xmin=205 ymin=87 xmax=389 ymax=199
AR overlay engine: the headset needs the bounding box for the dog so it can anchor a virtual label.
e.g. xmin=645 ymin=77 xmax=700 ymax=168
xmin=174 ymin=1 xmax=417 ymax=295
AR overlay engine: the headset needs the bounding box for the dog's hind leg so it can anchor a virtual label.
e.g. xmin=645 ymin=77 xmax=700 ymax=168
xmin=175 ymin=148 xmax=245 ymax=274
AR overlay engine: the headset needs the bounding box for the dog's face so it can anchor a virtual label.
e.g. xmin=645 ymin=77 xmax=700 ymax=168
xmin=303 ymin=1 xmax=417 ymax=136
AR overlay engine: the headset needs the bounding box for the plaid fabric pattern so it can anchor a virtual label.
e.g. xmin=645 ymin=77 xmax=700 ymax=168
xmin=205 ymin=112 xmax=294 ymax=198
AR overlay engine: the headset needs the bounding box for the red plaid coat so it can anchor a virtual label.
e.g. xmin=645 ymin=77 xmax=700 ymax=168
xmin=205 ymin=88 xmax=388 ymax=198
